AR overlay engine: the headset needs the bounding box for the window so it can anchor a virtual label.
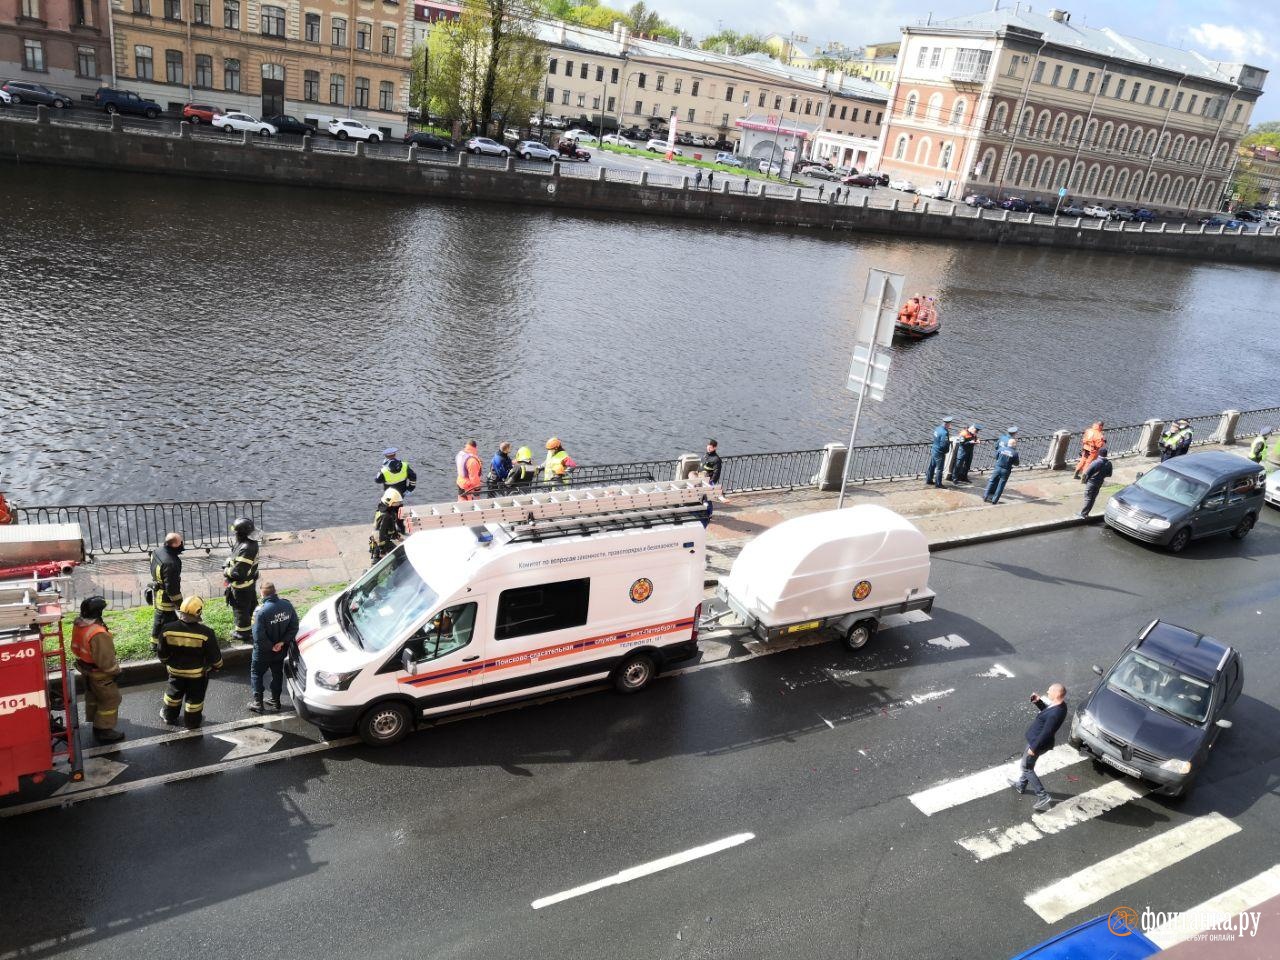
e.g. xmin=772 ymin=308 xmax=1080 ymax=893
xmin=1084 ymin=71 xmax=1094 ymax=92
xmin=916 ymin=46 xmax=928 ymax=68
xmin=939 ymin=142 xmax=952 ymax=169
xmin=21 ymin=0 xmax=40 ymax=15
xmin=579 ymin=62 xmax=588 ymax=79
xmin=379 ymin=80 xmax=393 ymax=111
xmin=904 ymin=92 xmax=917 ymax=118
xmin=1187 ymin=94 xmax=1197 ymax=113
xmin=329 ymin=73 xmax=344 ymax=104
xmin=789 ymin=96 xmax=797 ymax=112
xmin=548 ymin=57 xmax=557 ymax=74
xmin=382 ymin=26 xmax=396 ymax=54
xmin=193 ymin=0 xmax=209 ymax=23
xmin=303 ymin=13 xmax=319 ymax=42
xmin=1115 ymin=78 xmax=1125 ymax=99
xmin=223 ymin=0 xmax=238 ymax=28
xmin=610 ymin=67 xmax=618 ymax=83
xmin=356 ymin=21 xmax=370 ymax=50
xmin=403 ymin=603 xmax=477 ymax=665
xmin=893 ymin=135 xmax=907 ymax=159
xmin=840 ymin=105 xmax=847 ymax=120
xmin=332 ymin=17 xmax=346 ymax=47
xmin=1145 ymin=86 xmax=1154 ymax=105
xmin=1033 ymin=61 xmax=1045 ymax=83
xmin=1174 ymin=91 xmax=1184 ymax=111
xmin=1099 ymin=75 xmax=1110 ymax=96
xmin=165 ymin=49 xmax=182 ymax=84
xmin=686 ymin=107 xmax=694 ymax=122
xmin=591 ymin=95 xmax=599 ymax=109
xmin=606 ymin=96 xmax=614 ymax=111
xmin=721 ymin=112 xmax=729 ymax=126
xmin=224 ymin=58 xmax=240 ymax=91
xmin=303 ymin=69 xmax=319 ymax=101
xmin=134 ymin=45 xmax=153 ymax=80
xmin=951 ymin=100 xmax=965 ymax=125
xmin=690 ymin=79 xmax=698 ymax=96
xmin=576 ymin=92 xmax=585 ymax=107
xmin=595 ymin=65 xmax=603 ymax=82
xmin=758 ymin=91 xmax=765 ymax=107
xmin=544 ymin=86 xmax=554 ymax=102
xmin=260 ymin=4 xmax=284 ymax=36
xmin=77 ymin=46 xmax=97 ymax=78
xmin=565 ymin=60 xmax=573 ymax=76
xmin=1158 ymin=88 xmax=1168 ymax=108
xmin=725 ymin=84 xmax=734 ymax=101
xmin=24 ymin=39 xmax=46 ymax=72
xmin=652 ymin=102 xmax=659 ymax=115
xmin=133 ymin=0 xmax=149 ymax=12
xmin=560 ymin=89 xmax=569 ymax=105
xmin=773 ymin=95 xmax=781 ymax=109
xmin=804 ymin=99 xmax=812 ymax=115
xmin=636 ymin=72 xmax=645 ymax=89
xmin=1130 ymin=82 xmax=1140 ymax=103
xmin=495 ymin=578 xmax=590 ymax=641
xmin=1067 ymin=68 xmax=1078 ymax=90
xmin=1233 ymin=103 xmax=1243 ymax=122
xmin=930 ymin=48 xmax=941 ymax=68
xmin=1006 ymin=56 xmax=1019 ymax=77
xmin=633 ymin=98 xmax=641 ymax=114
xmin=163 ymin=0 xmax=181 ymax=21
xmin=876 ymin=111 xmax=883 ymax=125
xmin=1051 ymin=64 xmax=1062 ymax=86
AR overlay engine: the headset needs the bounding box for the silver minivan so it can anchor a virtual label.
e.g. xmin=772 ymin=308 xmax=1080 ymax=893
xmin=1104 ymin=451 xmax=1265 ymax=552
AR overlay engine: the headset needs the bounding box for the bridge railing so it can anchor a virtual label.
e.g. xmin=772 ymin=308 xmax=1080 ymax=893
xmin=13 ymin=500 xmax=268 ymax=556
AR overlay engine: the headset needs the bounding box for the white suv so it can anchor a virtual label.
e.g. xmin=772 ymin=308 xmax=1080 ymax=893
xmin=328 ymin=118 xmax=381 ymax=142
xmin=215 ymin=111 xmax=277 ymax=136
xmin=466 ymin=136 xmax=509 ymax=157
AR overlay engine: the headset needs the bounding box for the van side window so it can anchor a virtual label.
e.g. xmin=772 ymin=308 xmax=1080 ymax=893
xmin=1202 ymin=486 xmax=1226 ymax=509
xmin=496 ymin=578 xmax=590 ymax=640
xmin=407 ymin=602 xmax=476 ymax=662
xmin=1228 ymin=475 xmax=1257 ymax=503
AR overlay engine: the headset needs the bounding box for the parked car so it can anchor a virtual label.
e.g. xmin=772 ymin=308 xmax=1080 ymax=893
xmin=1083 ymin=204 xmax=1111 ymax=219
xmin=963 ymin=193 xmax=996 ymax=208
xmin=265 ymin=114 xmax=312 ymax=136
xmin=645 ymin=138 xmax=682 ymax=156
xmin=465 ymin=136 xmax=508 ymax=156
xmin=1071 ymin=620 xmax=1242 ymax=798
xmin=516 ymin=140 xmax=556 ymax=161
xmin=919 ymin=183 xmax=950 ymax=199
xmin=182 ymin=103 xmax=219 ymax=125
xmin=1266 ymin=466 xmax=1280 ymax=509
xmin=1104 ymin=451 xmax=1265 ymax=552
xmin=215 ymin=111 xmax=277 ymax=136
xmin=561 ymin=128 xmax=599 ymax=145
xmin=1108 ymin=206 xmax=1135 ymax=221
xmin=601 ymin=133 xmax=629 ymax=146
xmin=1234 ymin=209 xmax=1263 ymax=222
xmin=714 ymin=151 xmax=743 ymax=167
xmin=1059 ymin=202 xmax=1086 ymax=216
xmin=844 ymin=173 xmax=879 ymax=188
xmin=1000 ymin=196 xmax=1030 ymax=211
xmin=1131 ymin=207 xmax=1156 ymax=222
xmin=758 ymin=160 xmax=782 ymax=175
xmin=94 ymin=87 xmax=162 ymax=119
xmin=403 ymin=131 xmax=454 ymax=151
xmin=1029 ymin=200 xmax=1055 ymax=215
xmin=887 ymin=178 xmax=916 ymax=192
xmin=556 ymin=140 xmax=591 ymax=161
xmin=1199 ymin=215 xmax=1245 ymax=230
xmin=804 ymin=166 xmax=842 ymax=181
xmin=328 ymin=118 xmax=379 ymax=142
xmin=0 ymin=89 xmax=9 ymax=106
xmin=1 ymin=79 xmax=75 ymax=108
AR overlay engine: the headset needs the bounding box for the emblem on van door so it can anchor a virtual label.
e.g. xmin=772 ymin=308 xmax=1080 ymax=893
xmin=629 ymin=578 xmax=654 ymax=603
xmin=853 ymin=580 xmax=872 ymax=601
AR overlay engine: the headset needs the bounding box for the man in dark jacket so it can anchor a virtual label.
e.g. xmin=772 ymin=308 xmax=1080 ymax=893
xmin=248 ymin=581 xmax=298 ymax=713
xmin=925 ymin=416 xmax=954 ymax=488
xmin=223 ymin=517 xmax=260 ymax=645
xmin=1079 ymin=446 xmax=1113 ymax=518
xmin=149 ymin=532 xmax=184 ymax=644
xmin=376 ymin=447 xmax=417 ymax=495
xmin=1009 ymin=683 xmax=1068 ymax=810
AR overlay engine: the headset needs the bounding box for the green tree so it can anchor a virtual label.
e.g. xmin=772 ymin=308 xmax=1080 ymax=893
xmin=1233 ymin=168 xmax=1263 ymax=208
xmin=1250 ymin=120 xmax=1280 ymax=134
xmin=700 ymin=30 xmax=771 ymax=56
xmin=1242 ymin=130 xmax=1280 ymax=150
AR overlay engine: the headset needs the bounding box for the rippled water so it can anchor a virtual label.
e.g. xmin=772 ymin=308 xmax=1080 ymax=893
xmin=2 ymin=166 xmax=1277 ymax=528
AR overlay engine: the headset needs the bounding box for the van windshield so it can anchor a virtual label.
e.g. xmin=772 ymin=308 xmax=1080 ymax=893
xmin=1106 ymin=651 xmax=1212 ymax=724
xmin=1133 ymin=468 xmax=1208 ymax=508
xmin=341 ymin=548 xmax=439 ymax=653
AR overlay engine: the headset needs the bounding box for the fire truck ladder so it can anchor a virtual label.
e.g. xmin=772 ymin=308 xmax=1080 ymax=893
xmin=405 ymin=480 xmax=717 ymax=543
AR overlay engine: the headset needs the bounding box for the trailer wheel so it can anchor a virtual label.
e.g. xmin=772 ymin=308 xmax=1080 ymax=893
xmin=842 ymin=619 xmax=876 ymax=652
xmin=613 ymin=653 xmax=656 ymax=694
xmin=357 ymin=700 xmax=412 ymax=746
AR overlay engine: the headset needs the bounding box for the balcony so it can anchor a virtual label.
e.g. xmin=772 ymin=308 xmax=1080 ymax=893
xmin=947 ymin=66 xmax=988 ymax=85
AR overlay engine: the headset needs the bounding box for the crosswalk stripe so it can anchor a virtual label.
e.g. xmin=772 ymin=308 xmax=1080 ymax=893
xmin=1024 ymin=812 xmax=1241 ymax=923
xmin=1146 ymin=863 xmax=1280 ymax=948
xmin=957 ymin=780 xmax=1150 ymax=860
xmin=909 ymin=744 xmax=1085 ymax=816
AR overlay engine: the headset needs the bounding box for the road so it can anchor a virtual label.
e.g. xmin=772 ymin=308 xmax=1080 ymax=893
xmin=2 ymin=515 xmax=1279 ymax=960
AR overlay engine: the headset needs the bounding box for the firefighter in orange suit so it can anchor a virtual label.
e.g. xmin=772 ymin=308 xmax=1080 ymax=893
xmin=157 ymin=596 xmax=223 ymax=729
xmin=71 ymin=596 xmax=125 ymax=743
xmin=1074 ymin=421 xmax=1106 ymax=480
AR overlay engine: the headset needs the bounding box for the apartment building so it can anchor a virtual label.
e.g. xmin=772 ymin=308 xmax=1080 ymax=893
xmin=1240 ymin=145 xmax=1280 ymax=209
xmin=107 ymin=0 xmax=416 ymax=136
xmin=1 ymin=0 xmax=111 ymax=101
xmin=844 ymin=40 xmax=898 ymax=89
xmin=879 ymin=6 xmax=1267 ymax=211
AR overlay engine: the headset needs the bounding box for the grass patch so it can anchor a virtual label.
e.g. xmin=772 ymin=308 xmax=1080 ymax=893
xmin=407 ymin=123 xmax=454 ymax=140
xmin=599 ymin=142 xmax=787 ymax=182
xmin=52 ymin=582 xmax=344 ymax=663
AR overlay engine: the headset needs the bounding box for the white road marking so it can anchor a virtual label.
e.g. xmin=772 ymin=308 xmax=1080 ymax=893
xmin=909 ymin=744 xmax=1086 ymax=816
xmin=1146 ymin=863 xmax=1280 ymax=948
xmin=926 ymin=633 xmax=969 ymax=650
xmin=52 ymin=757 xmax=128 ymax=795
xmin=978 ymin=664 xmax=1016 ymax=679
xmin=880 ymin=610 xmax=933 ymax=628
xmin=214 ymin=727 xmax=283 ymax=760
xmin=1024 ymin=813 xmax=1241 ymax=923
xmin=957 ymin=780 xmax=1150 ymax=860
xmin=531 ymin=833 xmax=755 ymax=910
xmin=83 ymin=712 xmax=298 ymax=758
xmin=910 ymin=688 xmax=955 ymax=704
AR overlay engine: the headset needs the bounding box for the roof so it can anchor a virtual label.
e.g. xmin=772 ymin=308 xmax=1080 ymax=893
xmin=1138 ymin=621 xmax=1229 ymax=680
xmin=919 ymin=7 xmax=1262 ymax=88
xmin=1161 ymin=450 xmax=1261 ymax=483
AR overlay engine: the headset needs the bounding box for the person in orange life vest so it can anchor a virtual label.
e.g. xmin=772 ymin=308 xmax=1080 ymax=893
xmin=1074 ymin=421 xmax=1106 ymax=480
xmin=456 ymin=440 xmax=483 ymax=500
xmin=71 ymin=596 xmax=125 ymax=743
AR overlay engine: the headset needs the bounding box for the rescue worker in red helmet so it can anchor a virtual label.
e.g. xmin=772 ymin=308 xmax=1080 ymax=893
xmin=72 ymin=596 xmax=125 ymax=743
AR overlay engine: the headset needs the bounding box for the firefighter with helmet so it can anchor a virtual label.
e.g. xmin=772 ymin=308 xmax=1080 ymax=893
xmin=148 ymin=531 xmax=184 ymax=647
xmin=71 ymin=595 xmax=125 ymax=743
xmin=223 ymin=516 xmax=260 ymax=645
xmin=543 ymin=438 xmax=578 ymax=484
xmin=370 ymin=488 xmax=403 ymax=563
xmin=505 ymin=447 xmax=538 ymax=487
xmin=157 ymin=596 xmax=223 ymax=728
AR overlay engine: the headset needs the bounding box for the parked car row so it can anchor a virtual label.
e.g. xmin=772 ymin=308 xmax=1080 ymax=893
xmin=1 ymin=79 xmax=76 ymax=108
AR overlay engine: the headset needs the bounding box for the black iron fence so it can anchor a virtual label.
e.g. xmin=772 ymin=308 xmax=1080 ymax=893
xmin=1165 ymin=412 xmax=1225 ymax=446
xmin=14 ymin=500 xmax=267 ymax=556
xmin=719 ymin=449 xmax=825 ymax=493
xmin=1236 ymin=406 xmax=1280 ymax=438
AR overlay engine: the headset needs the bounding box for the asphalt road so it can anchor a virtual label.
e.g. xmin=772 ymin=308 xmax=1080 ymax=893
xmin=3 ymin=513 xmax=1279 ymax=960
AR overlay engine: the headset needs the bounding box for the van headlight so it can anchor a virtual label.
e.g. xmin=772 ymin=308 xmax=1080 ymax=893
xmin=314 ymin=669 xmax=360 ymax=691
xmin=1078 ymin=711 xmax=1099 ymax=735
xmin=1159 ymin=758 xmax=1193 ymax=775
xmin=1146 ymin=518 xmax=1171 ymax=530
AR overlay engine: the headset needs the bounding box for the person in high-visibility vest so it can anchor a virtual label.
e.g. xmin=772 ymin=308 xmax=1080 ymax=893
xmin=1248 ymin=427 xmax=1271 ymax=463
xmin=370 ymin=488 xmax=403 ymax=563
xmin=505 ymin=447 xmax=538 ymax=488
xmin=376 ymin=447 xmax=417 ymax=495
xmin=149 ymin=532 xmax=184 ymax=645
xmin=157 ymin=596 xmax=223 ymax=729
xmin=71 ymin=595 xmax=125 ymax=743
xmin=543 ymin=437 xmax=578 ymax=484
xmin=456 ymin=440 xmax=483 ymax=500
xmin=223 ymin=517 xmax=260 ymax=645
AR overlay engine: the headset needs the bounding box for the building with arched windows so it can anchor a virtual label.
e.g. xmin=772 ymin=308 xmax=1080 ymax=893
xmin=878 ymin=6 xmax=1266 ymax=211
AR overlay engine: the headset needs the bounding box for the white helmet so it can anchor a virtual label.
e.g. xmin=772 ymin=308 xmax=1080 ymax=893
xmin=381 ymin=488 xmax=403 ymax=506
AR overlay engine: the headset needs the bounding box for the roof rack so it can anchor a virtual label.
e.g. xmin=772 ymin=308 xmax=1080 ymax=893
xmin=405 ymin=480 xmax=715 ymax=541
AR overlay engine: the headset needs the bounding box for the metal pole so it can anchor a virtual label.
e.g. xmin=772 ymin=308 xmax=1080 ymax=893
xmin=836 ymin=362 xmax=870 ymax=510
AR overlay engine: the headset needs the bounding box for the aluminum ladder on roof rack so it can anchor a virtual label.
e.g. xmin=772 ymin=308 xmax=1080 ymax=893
xmin=404 ymin=480 xmax=717 ymax=533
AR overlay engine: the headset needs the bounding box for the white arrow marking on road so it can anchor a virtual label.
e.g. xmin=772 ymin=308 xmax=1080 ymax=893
xmin=53 ymin=757 xmax=128 ymax=795
xmin=214 ymin=727 xmax=283 ymax=760
xmin=84 ymin=712 xmax=297 ymax=758
xmin=926 ymin=633 xmax=969 ymax=650
xmin=978 ymin=663 xmax=1016 ymax=679
xmin=531 ymin=833 xmax=755 ymax=910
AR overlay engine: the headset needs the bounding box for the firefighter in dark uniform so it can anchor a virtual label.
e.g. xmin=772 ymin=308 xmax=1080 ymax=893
xmin=158 ymin=596 xmax=223 ymax=728
xmin=149 ymin=532 xmax=184 ymax=645
xmin=223 ymin=517 xmax=260 ymax=645
xmin=71 ymin=595 xmax=125 ymax=743
xmin=369 ymin=488 xmax=403 ymax=563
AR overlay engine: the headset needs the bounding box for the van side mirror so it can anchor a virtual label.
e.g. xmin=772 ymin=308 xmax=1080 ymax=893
xmin=1216 ymin=718 xmax=1233 ymax=729
xmin=1091 ymin=664 xmax=1103 ymax=676
xmin=401 ymin=647 xmax=417 ymax=676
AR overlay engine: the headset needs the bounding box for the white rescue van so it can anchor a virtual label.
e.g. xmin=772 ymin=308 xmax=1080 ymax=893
xmin=717 ymin=504 xmax=934 ymax=650
xmin=287 ymin=482 xmax=710 ymax=745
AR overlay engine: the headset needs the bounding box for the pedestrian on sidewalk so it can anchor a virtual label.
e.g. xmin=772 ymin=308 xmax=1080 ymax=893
xmin=223 ymin=517 xmax=259 ymax=645
xmin=1009 ymin=684 xmax=1068 ymax=811
xmin=149 ymin=532 xmax=184 ymax=645
xmin=707 ymin=170 xmax=714 ymax=191
xmin=925 ymin=416 xmax=954 ymax=488
xmin=1173 ymin=419 xmax=1193 ymax=457
xmin=505 ymin=447 xmax=538 ymax=487
xmin=984 ymin=435 xmax=1019 ymax=504
xmin=694 ymin=169 xmax=703 ymax=189
xmin=1249 ymin=426 xmax=1272 ymax=463
xmin=71 ymin=595 xmax=124 ymax=743
xmin=948 ymin=424 xmax=980 ymax=484
xmin=1159 ymin=423 xmax=1178 ymax=461
xmin=248 ymin=582 xmax=297 ymax=714
xmin=818 ymin=184 xmax=825 ymax=200
xmin=488 ymin=442 xmax=513 ymax=488
xmin=1074 ymin=421 xmax=1106 ymax=480
xmin=376 ymin=447 xmax=417 ymax=496
xmin=1079 ymin=446 xmax=1112 ymax=518
xmin=157 ymin=596 xmax=222 ymax=729
xmin=699 ymin=439 xmax=729 ymax=503
xmin=456 ymin=440 xmax=483 ymax=500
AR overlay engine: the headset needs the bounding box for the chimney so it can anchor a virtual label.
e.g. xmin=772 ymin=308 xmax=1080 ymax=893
xmin=612 ymin=21 xmax=621 ymax=40
xmin=558 ymin=22 xmax=566 ymax=43
xmin=820 ymin=68 xmax=829 ymax=85
xmin=618 ymin=24 xmax=629 ymax=47
xmin=1049 ymin=8 xmax=1067 ymax=21
xmin=834 ymin=70 xmax=845 ymax=87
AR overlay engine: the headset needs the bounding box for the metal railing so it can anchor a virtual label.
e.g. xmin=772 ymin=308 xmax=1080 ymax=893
xmin=1163 ymin=411 xmax=1225 ymax=446
xmin=1236 ymin=406 xmax=1280 ymax=436
xmin=719 ymin=449 xmax=825 ymax=493
xmin=845 ymin=441 xmax=934 ymax=482
xmin=1094 ymin=421 xmax=1147 ymax=458
xmin=14 ymin=499 xmax=267 ymax=556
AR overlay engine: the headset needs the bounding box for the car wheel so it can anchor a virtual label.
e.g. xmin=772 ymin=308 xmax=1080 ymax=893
xmin=336 ymin=130 xmax=348 ymax=140
xmin=1068 ymin=735 xmax=1083 ymax=750
xmin=223 ymin=124 xmax=234 ymax=133
xmin=258 ymin=128 xmax=270 ymax=137
xmin=613 ymin=653 xmax=657 ymax=694
xmin=1230 ymin=514 xmax=1256 ymax=540
xmin=10 ymin=94 xmax=21 ymax=104
xmin=842 ymin=618 xmax=876 ymax=652
xmin=145 ymin=109 xmax=158 ymax=120
xmin=520 ymin=151 xmax=529 ymax=159
xmin=357 ymin=700 xmax=412 ymax=746
xmin=500 ymin=150 xmax=509 ymax=158
xmin=1168 ymin=528 xmax=1192 ymax=553
xmin=53 ymin=98 xmax=66 ymax=109
xmin=369 ymin=135 xmax=380 ymax=143
xmin=106 ymin=104 xmax=118 ymax=115
xmin=189 ymin=115 xmax=200 ymax=125
xmin=469 ymin=146 xmax=479 ymax=154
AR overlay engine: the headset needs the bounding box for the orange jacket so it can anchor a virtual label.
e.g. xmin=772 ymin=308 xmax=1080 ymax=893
xmin=1082 ymin=424 xmax=1105 ymax=453
xmin=455 ymin=447 xmax=482 ymax=493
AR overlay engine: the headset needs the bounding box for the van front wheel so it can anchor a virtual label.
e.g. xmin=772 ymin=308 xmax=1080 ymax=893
xmin=614 ymin=653 xmax=656 ymax=694
xmin=1230 ymin=514 xmax=1256 ymax=540
xmin=358 ymin=701 xmax=412 ymax=746
xmin=843 ymin=619 xmax=876 ymax=652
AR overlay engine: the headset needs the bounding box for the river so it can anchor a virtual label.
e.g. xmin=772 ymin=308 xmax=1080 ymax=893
xmin=2 ymin=166 xmax=1277 ymax=528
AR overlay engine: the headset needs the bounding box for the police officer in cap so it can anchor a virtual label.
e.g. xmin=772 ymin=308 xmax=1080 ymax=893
xmin=71 ymin=596 xmax=125 ymax=743
xmin=223 ymin=517 xmax=260 ymax=645
xmin=377 ymin=447 xmax=417 ymax=495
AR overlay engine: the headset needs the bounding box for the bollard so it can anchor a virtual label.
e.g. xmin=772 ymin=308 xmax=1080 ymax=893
xmin=355 ymin=141 xmax=365 ymax=157
xmin=949 ymin=203 xmax=957 ymax=216
xmin=109 ymin=112 xmax=123 ymax=133
xmin=638 ymin=170 xmax=648 ymax=186
xmin=597 ymin=165 xmax=606 ymax=182
xmin=36 ymin=104 xmax=49 ymax=124
xmin=179 ymin=120 xmax=191 ymax=139
xmin=922 ymin=201 xmax=930 ymax=215
xmin=1177 ymin=223 xmax=1185 ymax=234
xmin=757 ymin=182 xmax=766 ymax=197
xmin=861 ymin=194 xmax=869 ymax=208
xmin=681 ymin=175 xmax=689 ymax=190
xmin=674 ymin=454 xmax=701 ymax=480
xmin=407 ymin=144 xmax=416 ymax=161
xmin=1138 ymin=419 xmax=1165 ymax=457
xmin=1001 ymin=209 xmax=1010 ymax=221
xmin=817 ymin=443 xmax=848 ymax=492
xmin=1137 ymin=222 xmax=1146 ymax=232
xmin=242 ymin=130 xmax=250 ymax=146
xmin=1047 ymin=430 xmax=1072 ymax=470
xmin=504 ymin=155 xmax=513 ymax=173
xmin=301 ymin=133 xmax=312 ymax=152
xmin=720 ymin=180 xmax=729 ymax=194
xmin=457 ymin=150 xmax=468 ymax=168
xmin=1218 ymin=409 xmax=1241 ymax=445
xmin=891 ymin=198 xmax=899 ymax=212
xmin=1074 ymin=217 xmax=1082 ymax=228
xmin=793 ymin=187 xmax=802 ymax=201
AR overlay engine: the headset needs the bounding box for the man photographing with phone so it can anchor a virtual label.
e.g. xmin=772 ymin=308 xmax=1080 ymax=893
xmin=1009 ymin=683 xmax=1068 ymax=811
